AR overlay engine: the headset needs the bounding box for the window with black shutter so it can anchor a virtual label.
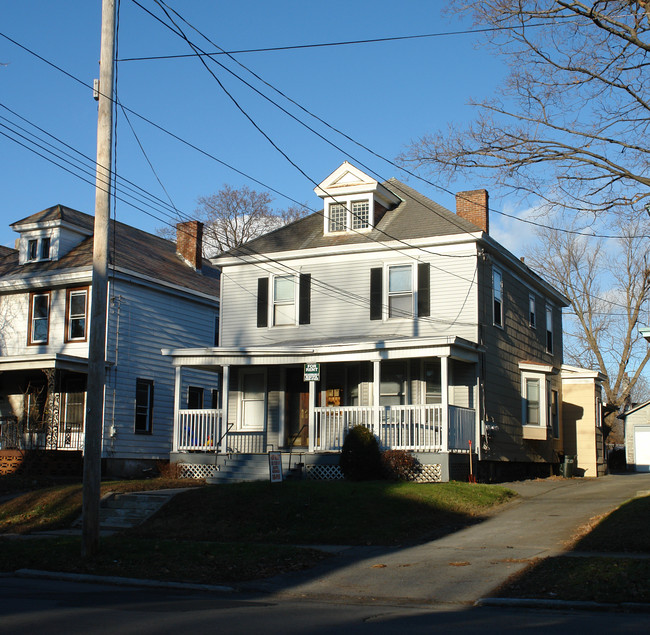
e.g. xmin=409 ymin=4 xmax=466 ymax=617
xmin=370 ymin=267 xmax=382 ymax=320
xmin=299 ymin=273 xmax=311 ymax=325
xmin=257 ymin=277 xmax=268 ymax=327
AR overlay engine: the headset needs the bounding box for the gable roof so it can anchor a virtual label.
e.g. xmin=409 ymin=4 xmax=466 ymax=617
xmin=222 ymin=178 xmax=481 ymax=259
xmin=0 ymin=245 xmax=16 ymax=259
xmin=0 ymin=206 xmax=219 ymax=297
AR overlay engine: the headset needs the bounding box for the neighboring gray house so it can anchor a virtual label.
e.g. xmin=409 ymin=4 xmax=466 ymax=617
xmin=618 ymin=402 xmax=650 ymax=472
xmin=167 ymin=162 xmax=568 ymax=482
xmin=0 ymin=206 xmax=219 ymax=476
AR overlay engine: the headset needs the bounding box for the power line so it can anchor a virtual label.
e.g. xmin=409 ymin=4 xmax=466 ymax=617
xmin=116 ymin=20 xmax=562 ymax=62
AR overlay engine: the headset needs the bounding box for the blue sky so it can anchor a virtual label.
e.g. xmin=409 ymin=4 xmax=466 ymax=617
xmin=1 ymin=1 xmax=524 ymax=252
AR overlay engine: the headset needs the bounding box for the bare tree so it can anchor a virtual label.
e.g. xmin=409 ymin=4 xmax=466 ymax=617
xmin=159 ymin=185 xmax=308 ymax=256
xmin=400 ymin=1 xmax=650 ymax=218
xmin=527 ymin=212 xmax=650 ymax=409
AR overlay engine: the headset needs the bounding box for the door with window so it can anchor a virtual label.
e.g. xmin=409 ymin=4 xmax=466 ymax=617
xmin=286 ymin=367 xmax=310 ymax=446
xmin=240 ymin=370 xmax=266 ymax=430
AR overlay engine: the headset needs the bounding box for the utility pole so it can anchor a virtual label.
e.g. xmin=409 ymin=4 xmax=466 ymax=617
xmin=83 ymin=0 xmax=116 ymax=558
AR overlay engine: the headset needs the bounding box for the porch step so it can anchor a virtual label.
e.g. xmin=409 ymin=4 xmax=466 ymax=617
xmin=73 ymin=489 xmax=190 ymax=531
xmin=206 ymin=453 xmax=280 ymax=484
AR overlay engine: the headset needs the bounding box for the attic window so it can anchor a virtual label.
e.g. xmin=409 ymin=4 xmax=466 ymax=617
xmin=329 ymin=204 xmax=346 ymax=232
xmin=40 ymin=237 xmax=51 ymax=260
xmin=26 ymin=237 xmax=51 ymax=262
xmin=327 ymin=199 xmax=371 ymax=233
xmin=27 ymin=239 xmax=38 ymax=261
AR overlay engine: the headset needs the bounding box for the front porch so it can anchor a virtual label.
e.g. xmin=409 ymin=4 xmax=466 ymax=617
xmin=166 ymin=337 xmax=483 ymax=481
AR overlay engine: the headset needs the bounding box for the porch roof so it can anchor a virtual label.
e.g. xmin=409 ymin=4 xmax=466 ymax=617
xmin=162 ymin=335 xmax=481 ymax=370
xmin=0 ymin=353 xmax=90 ymax=372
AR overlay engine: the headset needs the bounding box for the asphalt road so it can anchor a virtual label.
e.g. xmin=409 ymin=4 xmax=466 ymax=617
xmin=0 ymin=576 xmax=648 ymax=634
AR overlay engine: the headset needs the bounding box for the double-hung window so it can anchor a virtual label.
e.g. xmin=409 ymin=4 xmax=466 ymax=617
xmin=546 ymin=306 xmax=553 ymax=353
xmin=27 ymin=239 xmax=38 ymax=261
xmin=520 ymin=362 xmax=554 ymax=439
xmin=388 ymin=265 xmax=413 ymax=318
xmin=493 ymin=268 xmax=503 ymax=327
xmin=135 ymin=378 xmax=154 ymax=434
xmin=28 ymin=292 xmax=50 ymax=345
xmin=257 ymin=274 xmax=311 ymax=327
xmin=524 ymin=378 xmax=540 ymax=425
xmin=273 ymin=275 xmax=296 ymax=326
xmin=529 ymin=294 xmax=536 ymax=328
xmin=66 ymin=287 xmax=88 ymax=342
xmin=370 ymin=263 xmax=430 ymax=321
xmin=40 ymin=237 xmax=51 ymax=260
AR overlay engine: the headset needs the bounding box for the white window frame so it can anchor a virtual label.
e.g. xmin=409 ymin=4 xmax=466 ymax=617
xmin=493 ymin=267 xmax=503 ymax=328
xmin=66 ymin=287 xmax=88 ymax=342
xmin=386 ymin=263 xmax=414 ymax=320
xmin=529 ymin=294 xmax=536 ymax=329
xmin=325 ymin=197 xmax=373 ymax=234
xmin=521 ymin=371 xmax=547 ymax=428
xmin=271 ymin=274 xmax=298 ymax=327
xmin=28 ymin=291 xmax=50 ymax=345
xmin=24 ymin=236 xmax=53 ymax=263
xmin=238 ymin=369 xmax=267 ymax=431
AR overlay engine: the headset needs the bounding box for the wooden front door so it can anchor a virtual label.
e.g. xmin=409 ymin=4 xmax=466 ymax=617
xmin=286 ymin=367 xmax=309 ymax=447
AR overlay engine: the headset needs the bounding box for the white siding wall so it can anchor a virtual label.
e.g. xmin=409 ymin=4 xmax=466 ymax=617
xmin=0 ymin=287 xmax=90 ymax=358
xmin=103 ymin=279 xmax=218 ymax=460
xmin=220 ymin=245 xmax=479 ymax=347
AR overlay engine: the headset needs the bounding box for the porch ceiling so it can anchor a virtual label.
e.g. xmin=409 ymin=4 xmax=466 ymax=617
xmin=163 ymin=335 xmax=481 ymax=368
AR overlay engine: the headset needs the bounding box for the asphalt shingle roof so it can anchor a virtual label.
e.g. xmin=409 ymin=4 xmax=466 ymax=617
xmin=223 ymin=178 xmax=481 ymax=258
xmin=0 ymin=205 xmax=219 ymax=297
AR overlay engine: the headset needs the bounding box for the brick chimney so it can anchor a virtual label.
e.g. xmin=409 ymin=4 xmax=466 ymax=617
xmin=176 ymin=220 xmax=203 ymax=270
xmin=456 ymin=189 xmax=489 ymax=234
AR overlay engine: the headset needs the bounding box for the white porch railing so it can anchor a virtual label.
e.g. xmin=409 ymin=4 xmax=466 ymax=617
xmin=176 ymin=405 xmax=476 ymax=453
xmin=314 ymin=404 xmax=475 ymax=452
xmin=177 ymin=409 xmax=222 ymax=451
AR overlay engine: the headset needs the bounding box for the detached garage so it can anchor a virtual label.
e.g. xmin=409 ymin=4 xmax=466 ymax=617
xmin=619 ymin=402 xmax=650 ymax=472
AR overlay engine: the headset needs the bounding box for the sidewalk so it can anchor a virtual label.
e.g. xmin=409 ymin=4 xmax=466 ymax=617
xmin=241 ymin=473 xmax=650 ymax=606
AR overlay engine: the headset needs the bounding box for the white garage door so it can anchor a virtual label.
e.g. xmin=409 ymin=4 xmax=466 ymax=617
xmin=634 ymin=427 xmax=650 ymax=472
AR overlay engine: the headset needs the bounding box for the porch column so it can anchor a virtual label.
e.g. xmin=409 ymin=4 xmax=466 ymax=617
xmin=441 ymin=355 xmax=449 ymax=452
xmin=373 ymin=360 xmax=381 ymax=438
xmin=308 ymin=379 xmax=315 ymax=453
xmin=172 ymin=365 xmax=181 ymax=452
xmin=220 ymin=365 xmax=230 ymax=453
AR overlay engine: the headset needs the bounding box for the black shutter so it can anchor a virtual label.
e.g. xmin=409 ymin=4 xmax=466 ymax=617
xmin=299 ymin=273 xmax=311 ymax=324
xmin=417 ymin=262 xmax=430 ymax=317
xmin=370 ymin=267 xmax=382 ymax=320
xmin=257 ymin=277 xmax=268 ymax=327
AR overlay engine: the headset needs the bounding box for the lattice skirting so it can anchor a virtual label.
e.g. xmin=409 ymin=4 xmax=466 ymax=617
xmin=179 ymin=463 xmax=219 ymax=479
xmin=408 ymin=463 xmax=442 ymax=483
xmin=305 ymin=464 xmax=344 ymax=480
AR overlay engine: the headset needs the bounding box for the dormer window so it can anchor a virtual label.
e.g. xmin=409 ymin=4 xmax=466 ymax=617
xmin=25 ymin=236 xmax=52 ymax=262
xmin=351 ymin=201 xmax=369 ymax=230
xmin=316 ymin=162 xmax=402 ymax=236
xmin=28 ymin=239 xmax=38 ymax=261
xmin=40 ymin=237 xmax=51 ymax=260
xmin=329 ymin=203 xmax=347 ymax=232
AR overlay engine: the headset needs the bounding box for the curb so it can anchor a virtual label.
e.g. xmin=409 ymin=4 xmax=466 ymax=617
xmin=14 ymin=569 xmax=235 ymax=594
xmin=476 ymin=597 xmax=650 ymax=613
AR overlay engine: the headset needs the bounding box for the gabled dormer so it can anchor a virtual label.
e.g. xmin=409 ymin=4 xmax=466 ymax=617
xmin=10 ymin=205 xmax=94 ymax=265
xmin=314 ymin=162 xmax=401 ymax=235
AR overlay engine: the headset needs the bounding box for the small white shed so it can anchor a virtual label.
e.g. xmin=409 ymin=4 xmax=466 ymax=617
xmin=619 ymin=401 xmax=650 ymax=472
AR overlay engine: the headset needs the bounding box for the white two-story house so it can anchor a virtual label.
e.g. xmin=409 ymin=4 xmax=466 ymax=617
xmin=167 ymin=163 xmax=568 ymax=482
xmin=0 ymin=205 xmax=219 ymax=477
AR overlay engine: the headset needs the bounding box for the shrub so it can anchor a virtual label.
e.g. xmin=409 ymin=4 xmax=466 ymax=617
xmin=381 ymin=450 xmax=419 ymax=481
xmin=339 ymin=425 xmax=382 ymax=481
xmin=156 ymin=460 xmax=184 ymax=479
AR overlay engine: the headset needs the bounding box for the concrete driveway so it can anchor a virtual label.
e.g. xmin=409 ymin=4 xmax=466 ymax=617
xmin=245 ymin=473 xmax=650 ymax=606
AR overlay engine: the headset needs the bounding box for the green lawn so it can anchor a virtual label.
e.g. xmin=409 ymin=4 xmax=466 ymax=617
xmin=0 ymin=478 xmax=515 ymax=584
xmin=493 ymin=494 xmax=650 ymax=604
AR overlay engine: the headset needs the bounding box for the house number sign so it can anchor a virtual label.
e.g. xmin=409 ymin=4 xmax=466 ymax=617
xmin=304 ymin=363 xmax=320 ymax=382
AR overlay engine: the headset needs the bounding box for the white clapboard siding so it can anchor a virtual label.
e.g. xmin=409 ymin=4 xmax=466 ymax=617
xmin=220 ymin=246 xmax=479 ymax=347
xmin=103 ymin=278 xmax=218 ymax=460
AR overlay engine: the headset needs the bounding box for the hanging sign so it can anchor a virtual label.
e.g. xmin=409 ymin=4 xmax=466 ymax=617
xmin=304 ymin=363 xmax=320 ymax=382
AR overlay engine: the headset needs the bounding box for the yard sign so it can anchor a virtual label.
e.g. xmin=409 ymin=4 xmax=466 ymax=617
xmin=304 ymin=363 xmax=320 ymax=381
xmin=268 ymin=451 xmax=283 ymax=483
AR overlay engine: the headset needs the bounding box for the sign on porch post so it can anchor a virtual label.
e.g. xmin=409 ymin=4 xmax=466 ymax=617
xmin=268 ymin=451 xmax=283 ymax=483
xmin=304 ymin=363 xmax=320 ymax=382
